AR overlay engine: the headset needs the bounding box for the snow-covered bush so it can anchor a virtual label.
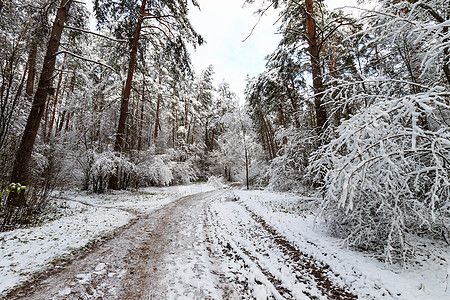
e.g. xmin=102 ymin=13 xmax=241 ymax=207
xmin=89 ymin=149 xmax=198 ymax=190
xmin=90 ymin=151 xmax=118 ymax=192
xmin=247 ymin=159 xmax=269 ymax=187
xmin=91 ymin=151 xmax=119 ymax=178
xmin=268 ymin=128 xmax=317 ymax=192
xmin=162 ymin=148 xmax=200 ymax=184
xmin=311 ymin=89 xmax=450 ymax=263
xmin=90 ymin=151 xmax=136 ymax=192
xmin=207 ymin=175 xmax=225 ymax=188
xmin=136 ymin=155 xmax=173 ymax=187
xmin=170 ymin=159 xmax=199 ymax=185
xmin=147 ymin=156 xmax=173 ymax=186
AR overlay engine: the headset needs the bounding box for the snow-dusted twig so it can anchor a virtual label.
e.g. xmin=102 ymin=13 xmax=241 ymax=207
xmin=54 ymin=50 xmax=120 ymax=76
xmin=64 ymin=25 xmax=129 ymax=43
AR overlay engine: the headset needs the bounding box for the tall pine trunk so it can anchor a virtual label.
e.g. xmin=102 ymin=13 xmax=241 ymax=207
xmin=172 ymin=102 xmax=176 ymax=148
xmin=25 ymin=42 xmax=37 ymax=101
xmin=305 ymin=0 xmax=327 ymax=134
xmin=8 ymin=0 xmax=73 ymax=206
xmin=110 ymin=0 xmax=147 ymax=190
xmin=138 ymin=83 xmax=145 ymax=151
xmin=154 ymin=72 xmax=161 ymax=141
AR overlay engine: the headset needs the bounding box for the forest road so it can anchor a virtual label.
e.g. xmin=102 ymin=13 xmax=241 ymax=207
xmin=5 ymin=189 xmax=356 ymax=299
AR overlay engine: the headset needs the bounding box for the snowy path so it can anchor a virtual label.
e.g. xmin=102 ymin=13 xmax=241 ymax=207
xmin=206 ymin=198 xmax=356 ymax=300
xmin=4 ymin=189 xmax=357 ymax=299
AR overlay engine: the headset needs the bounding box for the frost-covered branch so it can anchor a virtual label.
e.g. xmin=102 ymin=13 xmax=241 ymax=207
xmin=64 ymin=25 xmax=128 ymax=43
xmin=55 ymin=50 xmax=120 ymax=76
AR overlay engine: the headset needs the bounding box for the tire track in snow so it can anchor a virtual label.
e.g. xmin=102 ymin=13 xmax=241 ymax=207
xmin=243 ymin=204 xmax=357 ymax=300
xmin=207 ymin=199 xmax=357 ymax=299
xmin=206 ymin=205 xmax=290 ymax=299
xmin=5 ymin=190 xmax=225 ymax=299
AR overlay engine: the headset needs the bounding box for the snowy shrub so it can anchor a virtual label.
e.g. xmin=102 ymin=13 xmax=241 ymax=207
xmin=91 ymin=152 xmax=118 ymax=179
xmin=162 ymin=148 xmax=200 ymax=184
xmin=170 ymin=160 xmax=199 ymax=185
xmin=311 ymin=89 xmax=450 ymax=263
xmin=90 ymin=152 xmax=136 ymax=192
xmin=247 ymin=159 xmax=269 ymax=187
xmin=137 ymin=156 xmax=173 ymax=187
xmin=30 ymin=147 xmax=49 ymax=185
xmin=268 ymin=128 xmax=317 ymax=192
xmin=207 ymin=175 xmax=225 ymax=188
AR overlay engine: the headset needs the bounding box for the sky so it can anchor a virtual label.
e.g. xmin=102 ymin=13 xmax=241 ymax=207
xmin=187 ymin=0 xmax=358 ymax=101
xmin=187 ymin=0 xmax=281 ymax=101
xmin=86 ymin=0 xmax=358 ymax=101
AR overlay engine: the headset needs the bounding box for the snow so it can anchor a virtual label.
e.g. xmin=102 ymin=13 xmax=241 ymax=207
xmin=0 ymin=183 xmax=215 ymax=296
xmin=1 ymin=185 xmax=448 ymax=299
xmin=0 ymin=205 xmax=131 ymax=294
xmin=235 ymin=189 xmax=450 ymax=300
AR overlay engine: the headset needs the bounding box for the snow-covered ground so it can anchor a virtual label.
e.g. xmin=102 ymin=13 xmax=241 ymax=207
xmin=1 ymin=184 xmax=448 ymax=299
xmin=234 ymin=189 xmax=450 ymax=300
xmin=0 ymin=183 xmax=216 ymax=296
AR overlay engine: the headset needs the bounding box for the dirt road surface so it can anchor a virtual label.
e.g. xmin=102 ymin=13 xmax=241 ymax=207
xmin=5 ymin=190 xmax=356 ymax=299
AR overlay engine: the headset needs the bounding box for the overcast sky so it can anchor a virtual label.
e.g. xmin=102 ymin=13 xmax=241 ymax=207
xmin=188 ymin=0 xmax=358 ymax=101
xmin=86 ymin=0 xmax=358 ymax=101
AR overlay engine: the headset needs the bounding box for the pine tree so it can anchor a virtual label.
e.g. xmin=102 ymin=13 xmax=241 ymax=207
xmin=94 ymin=0 xmax=202 ymax=189
xmin=8 ymin=0 xmax=74 ymax=206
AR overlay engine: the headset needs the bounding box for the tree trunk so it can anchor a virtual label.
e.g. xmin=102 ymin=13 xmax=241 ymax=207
xmin=324 ymin=49 xmax=342 ymax=126
xmin=285 ymin=77 xmax=300 ymax=127
xmin=305 ymin=0 xmax=327 ymax=134
xmin=265 ymin=115 xmax=277 ymax=157
xmin=0 ymin=57 xmax=26 ymax=149
xmin=110 ymin=0 xmax=147 ymax=190
xmin=42 ymin=100 xmax=49 ymax=141
xmin=47 ymin=48 xmax=68 ymax=141
xmin=65 ymin=111 xmax=71 ymax=131
xmin=138 ymin=96 xmax=144 ymax=151
xmin=25 ymin=42 xmax=37 ymax=101
xmin=57 ymin=111 xmax=66 ymax=133
xmin=244 ymin=145 xmax=249 ymax=190
xmin=204 ymin=120 xmax=208 ymax=150
xmin=184 ymin=97 xmax=189 ymax=128
xmin=8 ymin=0 xmax=73 ymax=206
xmin=172 ymin=102 xmax=176 ymax=148
xmin=154 ymin=73 xmax=161 ymax=141
xmin=186 ymin=116 xmax=192 ymax=145
xmin=256 ymin=102 xmax=276 ymax=159
xmin=210 ymin=131 xmax=214 ymax=151
xmin=113 ymin=0 xmax=146 ymax=152
xmin=190 ymin=117 xmax=195 ymax=145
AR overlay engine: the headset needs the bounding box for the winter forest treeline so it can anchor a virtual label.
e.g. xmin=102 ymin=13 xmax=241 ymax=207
xmin=1 ymin=0 xmax=449 ymax=263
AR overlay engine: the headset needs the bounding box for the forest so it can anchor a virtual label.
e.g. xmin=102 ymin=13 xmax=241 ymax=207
xmin=0 ymin=0 xmax=449 ymax=266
